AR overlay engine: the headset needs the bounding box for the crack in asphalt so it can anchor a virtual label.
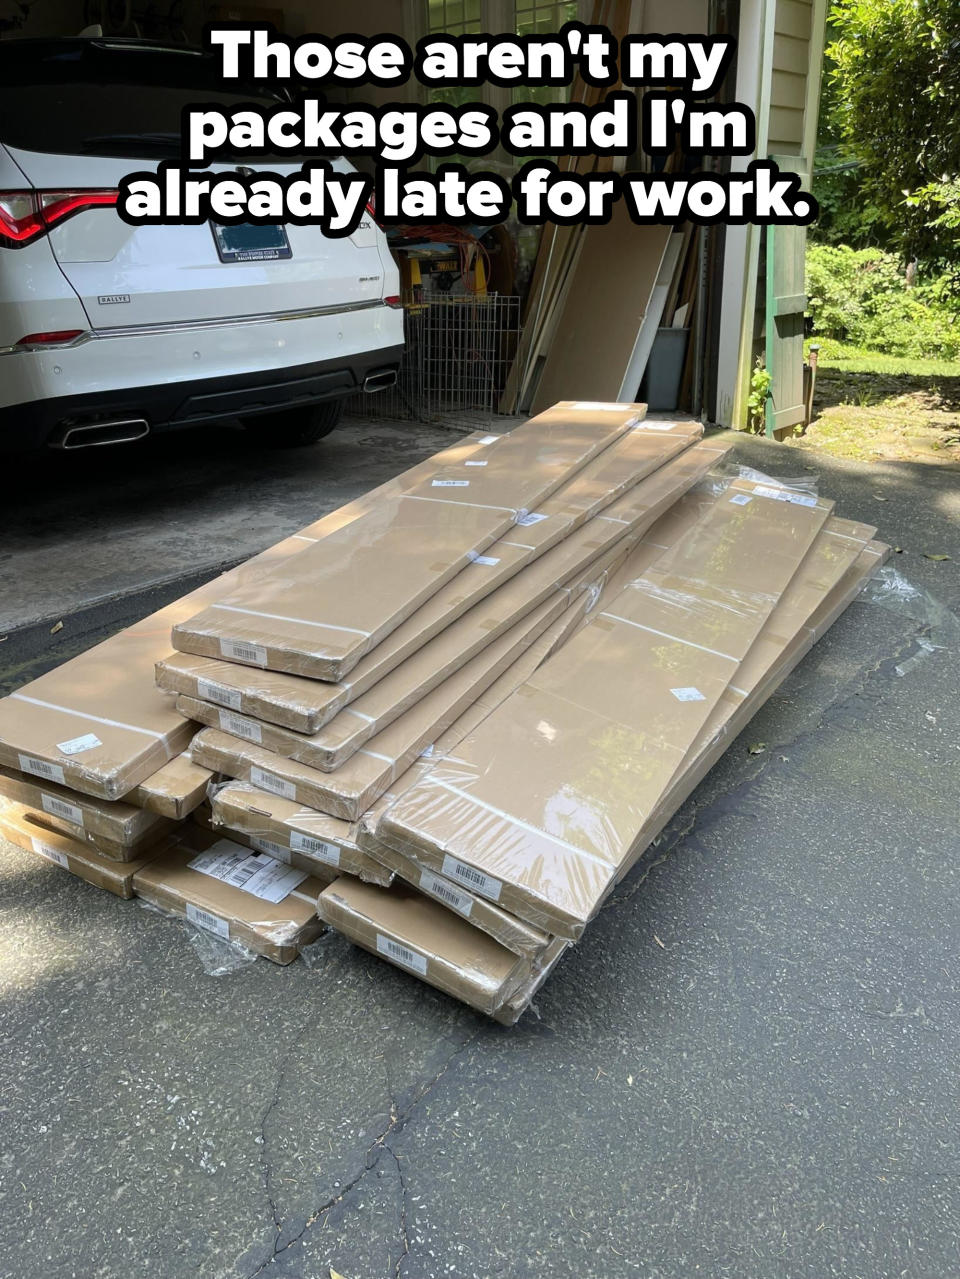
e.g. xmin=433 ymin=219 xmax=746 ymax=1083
xmin=244 ymin=1024 xmax=482 ymax=1278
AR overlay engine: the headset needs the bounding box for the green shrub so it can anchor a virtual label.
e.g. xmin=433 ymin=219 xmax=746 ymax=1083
xmin=806 ymin=243 xmax=960 ymax=359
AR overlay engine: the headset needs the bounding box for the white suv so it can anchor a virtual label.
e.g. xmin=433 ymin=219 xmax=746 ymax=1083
xmin=0 ymin=37 xmax=403 ymax=450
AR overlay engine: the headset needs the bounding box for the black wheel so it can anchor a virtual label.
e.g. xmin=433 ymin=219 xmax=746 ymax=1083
xmin=242 ymin=399 xmax=343 ymax=448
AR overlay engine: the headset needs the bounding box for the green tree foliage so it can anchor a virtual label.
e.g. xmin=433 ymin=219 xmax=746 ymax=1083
xmin=807 ymin=244 xmax=960 ymax=358
xmin=824 ymin=0 xmax=960 ymax=270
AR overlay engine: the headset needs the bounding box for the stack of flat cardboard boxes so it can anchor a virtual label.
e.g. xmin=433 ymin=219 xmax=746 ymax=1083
xmin=0 ymin=403 xmax=888 ymax=1017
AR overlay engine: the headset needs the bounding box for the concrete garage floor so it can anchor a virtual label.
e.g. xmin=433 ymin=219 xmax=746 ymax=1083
xmin=1 ymin=415 xmax=959 ymax=1279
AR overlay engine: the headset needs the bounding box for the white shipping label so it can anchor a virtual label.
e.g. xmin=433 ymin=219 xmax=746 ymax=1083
xmin=750 ymin=484 xmax=818 ymax=508
xmin=41 ymin=793 xmax=85 ymax=828
xmin=464 ymin=460 xmax=488 ymax=466
xmin=477 ymin=434 xmax=499 ymax=444
xmin=471 ymin=554 xmax=500 ymax=567
xmin=441 ymin=854 xmax=502 ymax=902
xmin=197 ymin=679 xmax=242 ymax=712
xmin=730 ymin=493 xmax=753 ymax=506
xmin=432 ymin=479 xmax=469 ymax=488
xmin=220 ymin=638 xmax=268 ymax=667
xmin=420 ymin=869 xmax=474 ymax=918
xmin=671 ymin=686 xmax=706 ymax=702
xmin=18 ymin=755 xmax=65 ymax=785
xmin=250 ymin=767 xmax=297 ymax=801
xmin=250 ymin=836 xmax=291 ymax=863
xmin=189 ymin=842 xmax=307 ymax=903
xmin=219 ymin=710 xmax=262 ymax=745
xmin=30 ymin=836 xmax=69 ymax=868
xmin=515 ymin=511 xmax=548 ymax=527
xmin=290 ymin=831 xmax=341 ymax=866
xmin=185 ymin=902 xmax=230 ymax=939
xmin=636 ymin=420 xmax=675 ymax=430
xmin=376 ymin=933 xmax=428 ymax=976
xmin=56 ymin=732 xmax=103 ymax=756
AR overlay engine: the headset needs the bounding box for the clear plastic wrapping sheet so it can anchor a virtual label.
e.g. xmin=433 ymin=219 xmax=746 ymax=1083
xmin=377 ymin=480 xmax=836 ymax=938
xmin=170 ymin=404 xmax=648 ymax=682
xmin=154 ymin=421 xmax=705 ymax=736
xmin=316 ymin=877 xmax=534 ymax=1017
xmin=855 ymin=564 xmax=960 ymax=676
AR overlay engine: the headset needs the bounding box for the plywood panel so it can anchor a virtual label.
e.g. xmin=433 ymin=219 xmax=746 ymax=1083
xmin=529 ymin=208 xmax=671 ymax=415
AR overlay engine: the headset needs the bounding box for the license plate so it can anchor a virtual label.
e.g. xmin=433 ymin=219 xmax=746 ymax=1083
xmin=211 ymin=222 xmax=291 ymax=263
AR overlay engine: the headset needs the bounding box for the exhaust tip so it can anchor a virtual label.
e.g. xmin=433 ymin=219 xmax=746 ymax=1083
xmin=363 ymin=369 xmax=398 ymax=394
xmin=52 ymin=418 xmax=150 ymax=449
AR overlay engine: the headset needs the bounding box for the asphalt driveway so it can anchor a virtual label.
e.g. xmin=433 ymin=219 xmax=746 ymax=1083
xmin=1 ymin=420 xmax=958 ymax=1279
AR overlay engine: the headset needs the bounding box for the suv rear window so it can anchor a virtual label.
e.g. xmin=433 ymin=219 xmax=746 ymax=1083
xmin=0 ymin=38 xmax=287 ymax=160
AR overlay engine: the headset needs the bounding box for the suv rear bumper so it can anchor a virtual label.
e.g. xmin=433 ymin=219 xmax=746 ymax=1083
xmin=0 ymin=303 xmax=404 ymax=449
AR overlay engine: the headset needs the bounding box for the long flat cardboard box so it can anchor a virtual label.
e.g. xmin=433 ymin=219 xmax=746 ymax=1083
xmin=156 ymin=421 xmax=705 ymax=732
xmin=209 ymin=782 xmax=394 ymax=886
xmin=316 ymin=878 xmax=532 ymax=1017
xmin=614 ymin=535 xmax=888 ymax=882
xmin=133 ymin=827 xmax=326 ymax=963
xmin=358 ymin=834 xmax=551 ymax=960
xmin=0 ymin=764 xmax=175 ymax=855
xmin=170 ymin=404 xmax=647 ymax=682
xmin=378 ymin=479 xmax=835 ymax=937
xmin=128 ymin=752 xmax=214 ymax=819
xmin=347 ymin=539 xmax=888 ymax=1023
xmin=174 ymin=442 xmax=726 ymax=772
xmin=0 ymin=429 xmax=505 ymax=801
xmin=189 ymin=589 xmax=576 ymax=821
xmin=0 ymin=801 xmax=172 ymax=898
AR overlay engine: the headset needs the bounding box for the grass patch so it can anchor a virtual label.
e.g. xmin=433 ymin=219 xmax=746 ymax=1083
xmin=807 ymin=339 xmax=960 ymax=378
xmin=790 ymin=341 xmax=960 ymax=465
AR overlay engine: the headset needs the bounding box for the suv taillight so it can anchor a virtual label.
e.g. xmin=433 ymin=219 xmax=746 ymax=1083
xmin=0 ymin=190 xmax=118 ymax=249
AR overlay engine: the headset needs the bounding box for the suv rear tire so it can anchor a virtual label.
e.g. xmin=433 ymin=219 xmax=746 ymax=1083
xmin=243 ymin=398 xmax=343 ymax=447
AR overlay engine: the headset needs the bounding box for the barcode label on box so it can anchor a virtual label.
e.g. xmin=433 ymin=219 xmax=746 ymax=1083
xmin=420 ymin=869 xmax=473 ymax=918
xmin=197 ymin=679 xmax=242 ymax=711
xmin=636 ymin=420 xmax=675 ymax=430
xmin=57 ymin=732 xmax=102 ymax=756
xmin=41 ymin=793 xmax=84 ymax=828
xmin=671 ymin=686 xmax=706 ymax=702
xmin=186 ymin=902 xmax=230 ymax=939
xmin=290 ymin=832 xmax=341 ymax=866
xmin=477 ymin=434 xmax=499 ymax=444
xmin=432 ymin=479 xmax=469 ymax=488
xmin=730 ymin=493 xmax=753 ymax=506
xmin=189 ymin=842 xmax=307 ymax=903
xmin=515 ymin=511 xmax=548 ymax=527
xmin=464 ymin=460 xmax=488 ymax=467
xmin=251 ymin=836 xmax=291 ymax=863
xmin=30 ymin=836 xmax=69 ymax=868
xmin=467 ymin=552 xmax=500 ymax=566
xmin=18 ymin=755 xmax=65 ymax=785
xmin=250 ymin=767 xmax=296 ymax=801
xmin=219 ymin=710 xmax=262 ymax=745
xmin=376 ymin=934 xmax=428 ymax=976
xmin=220 ymin=638 xmax=267 ymax=667
xmin=441 ymin=855 xmax=502 ymax=902
xmin=750 ymin=484 xmax=818 ymax=508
